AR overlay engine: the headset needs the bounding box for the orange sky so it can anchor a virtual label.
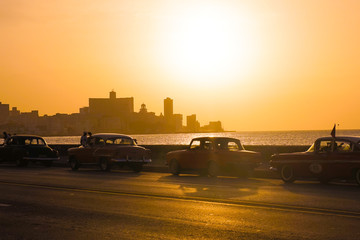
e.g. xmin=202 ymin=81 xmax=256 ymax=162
xmin=1 ymin=0 xmax=360 ymax=131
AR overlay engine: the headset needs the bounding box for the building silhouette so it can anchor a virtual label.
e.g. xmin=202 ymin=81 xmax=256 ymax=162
xmin=89 ymin=91 xmax=134 ymax=117
xmin=0 ymin=91 xmax=224 ymax=135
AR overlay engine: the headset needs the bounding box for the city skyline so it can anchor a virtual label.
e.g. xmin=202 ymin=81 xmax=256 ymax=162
xmin=0 ymin=91 xmax=224 ymax=135
xmin=1 ymin=1 xmax=360 ymax=131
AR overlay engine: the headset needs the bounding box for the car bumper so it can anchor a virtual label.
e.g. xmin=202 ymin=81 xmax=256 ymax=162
xmin=110 ymin=158 xmax=152 ymax=163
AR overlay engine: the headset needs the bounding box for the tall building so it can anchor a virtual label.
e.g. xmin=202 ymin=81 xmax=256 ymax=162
xmin=0 ymin=102 xmax=9 ymax=124
xmin=164 ymin=97 xmax=173 ymax=119
xmin=89 ymin=91 xmax=134 ymax=117
xmin=187 ymin=114 xmax=200 ymax=132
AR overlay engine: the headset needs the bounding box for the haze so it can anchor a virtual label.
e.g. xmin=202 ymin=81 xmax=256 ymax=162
xmin=1 ymin=0 xmax=360 ymax=131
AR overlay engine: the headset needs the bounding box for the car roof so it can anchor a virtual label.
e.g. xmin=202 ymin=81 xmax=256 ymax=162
xmin=316 ymin=136 xmax=360 ymax=143
xmin=192 ymin=137 xmax=239 ymax=141
xmin=92 ymin=133 xmax=133 ymax=140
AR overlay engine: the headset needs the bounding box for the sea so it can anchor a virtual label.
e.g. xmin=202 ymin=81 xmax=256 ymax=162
xmin=43 ymin=129 xmax=360 ymax=146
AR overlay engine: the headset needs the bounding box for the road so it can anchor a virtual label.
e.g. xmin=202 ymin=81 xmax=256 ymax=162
xmin=0 ymin=166 xmax=360 ymax=240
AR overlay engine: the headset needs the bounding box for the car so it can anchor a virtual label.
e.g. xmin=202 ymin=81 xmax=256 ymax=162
xmin=165 ymin=137 xmax=262 ymax=177
xmin=0 ymin=135 xmax=59 ymax=167
xmin=67 ymin=133 xmax=151 ymax=172
xmin=270 ymin=136 xmax=360 ymax=185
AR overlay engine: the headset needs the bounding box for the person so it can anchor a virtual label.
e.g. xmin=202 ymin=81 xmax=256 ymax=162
xmin=80 ymin=132 xmax=87 ymax=146
xmin=86 ymin=132 xmax=92 ymax=146
xmin=2 ymin=132 xmax=10 ymax=144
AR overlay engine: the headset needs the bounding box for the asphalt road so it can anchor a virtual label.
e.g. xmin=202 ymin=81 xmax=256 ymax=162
xmin=0 ymin=166 xmax=360 ymax=240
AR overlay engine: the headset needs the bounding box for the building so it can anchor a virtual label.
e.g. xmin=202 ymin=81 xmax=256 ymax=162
xmin=89 ymin=91 xmax=134 ymax=117
xmin=0 ymin=102 xmax=9 ymax=124
xmin=186 ymin=114 xmax=200 ymax=132
xmin=164 ymin=97 xmax=173 ymax=119
xmin=201 ymin=121 xmax=223 ymax=132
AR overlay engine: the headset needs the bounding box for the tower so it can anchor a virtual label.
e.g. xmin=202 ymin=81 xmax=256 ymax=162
xmin=164 ymin=97 xmax=173 ymax=119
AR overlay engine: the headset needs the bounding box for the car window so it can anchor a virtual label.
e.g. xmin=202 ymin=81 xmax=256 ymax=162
xmin=38 ymin=138 xmax=46 ymax=145
xmin=23 ymin=138 xmax=46 ymax=145
xmin=94 ymin=137 xmax=105 ymax=145
xmin=318 ymin=140 xmax=332 ymax=153
xmin=306 ymin=143 xmax=315 ymax=152
xmin=110 ymin=137 xmax=134 ymax=145
xmin=203 ymin=140 xmax=213 ymax=150
xmin=228 ymin=141 xmax=239 ymax=151
xmin=190 ymin=140 xmax=201 ymax=150
xmin=215 ymin=139 xmax=242 ymax=151
xmin=334 ymin=140 xmax=353 ymax=152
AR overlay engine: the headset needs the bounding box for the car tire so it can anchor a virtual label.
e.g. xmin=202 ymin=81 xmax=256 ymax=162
xmin=354 ymin=169 xmax=360 ymax=186
xmin=100 ymin=158 xmax=110 ymax=171
xmin=131 ymin=163 xmax=143 ymax=173
xmin=208 ymin=161 xmax=219 ymax=178
xmin=69 ymin=157 xmax=79 ymax=171
xmin=280 ymin=165 xmax=295 ymax=183
xmin=169 ymin=159 xmax=180 ymax=175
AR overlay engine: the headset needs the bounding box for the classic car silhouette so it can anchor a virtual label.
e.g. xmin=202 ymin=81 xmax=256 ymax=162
xmin=165 ymin=137 xmax=261 ymax=177
xmin=67 ymin=133 xmax=151 ymax=172
xmin=0 ymin=135 xmax=59 ymax=167
xmin=270 ymin=136 xmax=360 ymax=185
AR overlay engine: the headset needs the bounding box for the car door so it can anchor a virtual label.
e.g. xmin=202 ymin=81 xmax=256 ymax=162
xmin=0 ymin=137 xmax=16 ymax=161
xmin=213 ymin=139 xmax=241 ymax=167
xmin=325 ymin=140 xmax=354 ymax=179
xmin=180 ymin=139 xmax=211 ymax=169
xmin=76 ymin=137 xmax=102 ymax=164
xmin=306 ymin=139 xmax=333 ymax=178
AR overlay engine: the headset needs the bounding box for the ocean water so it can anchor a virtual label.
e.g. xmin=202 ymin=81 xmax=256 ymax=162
xmin=43 ymin=129 xmax=360 ymax=146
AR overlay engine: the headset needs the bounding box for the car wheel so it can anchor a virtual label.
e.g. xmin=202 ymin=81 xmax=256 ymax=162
xmin=208 ymin=161 xmax=219 ymax=177
xmin=100 ymin=158 xmax=110 ymax=171
xmin=131 ymin=163 xmax=143 ymax=173
xmin=169 ymin=159 xmax=180 ymax=175
xmin=280 ymin=165 xmax=295 ymax=183
xmin=354 ymin=169 xmax=360 ymax=186
xmin=69 ymin=157 xmax=79 ymax=171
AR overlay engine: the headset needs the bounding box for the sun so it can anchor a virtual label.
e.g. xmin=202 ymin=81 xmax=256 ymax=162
xmin=160 ymin=3 xmax=260 ymax=88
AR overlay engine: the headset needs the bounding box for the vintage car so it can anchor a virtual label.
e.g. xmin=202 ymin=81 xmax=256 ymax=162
xmin=165 ymin=137 xmax=261 ymax=177
xmin=270 ymin=136 xmax=360 ymax=185
xmin=0 ymin=135 xmax=59 ymax=167
xmin=67 ymin=133 xmax=151 ymax=172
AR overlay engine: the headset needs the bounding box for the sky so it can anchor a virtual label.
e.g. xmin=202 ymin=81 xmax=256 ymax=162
xmin=1 ymin=0 xmax=360 ymax=131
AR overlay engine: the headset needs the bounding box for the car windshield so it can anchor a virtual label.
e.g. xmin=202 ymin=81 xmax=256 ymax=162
xmin=306 ymin=143 xmax=315 ymax=152
xmin=105 ymin=137 xmax=135 ymax=145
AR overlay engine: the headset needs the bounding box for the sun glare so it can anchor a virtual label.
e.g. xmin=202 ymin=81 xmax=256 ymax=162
xmin=161 ymin=3 xmax=260 ymax=88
